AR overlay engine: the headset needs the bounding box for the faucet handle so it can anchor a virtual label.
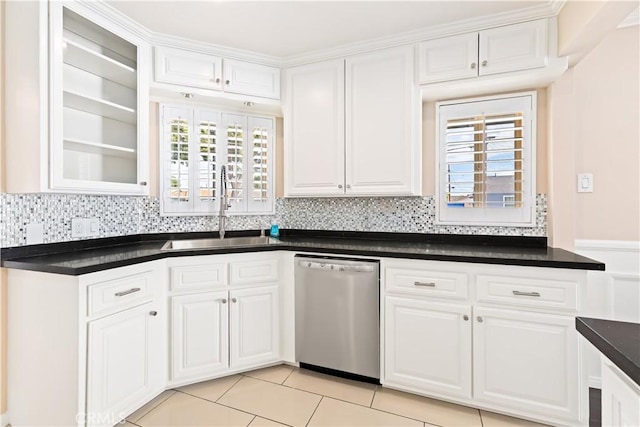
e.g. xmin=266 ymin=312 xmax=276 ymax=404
xmin=260 ymin=228 xmax=265 ymax=237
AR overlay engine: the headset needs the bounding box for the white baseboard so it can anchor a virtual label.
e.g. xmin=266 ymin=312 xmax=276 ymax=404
xmin=1 ymin=412 xmax=9 ymax=427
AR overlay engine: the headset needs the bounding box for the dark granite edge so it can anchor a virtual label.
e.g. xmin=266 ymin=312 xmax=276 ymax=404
xmin=576 ymin=317 xmax=640 ymax=387
xmin=1 ymin=240 xmax=605 ymax=276
xmin=1 ymin=229 xmax=547 ymax=260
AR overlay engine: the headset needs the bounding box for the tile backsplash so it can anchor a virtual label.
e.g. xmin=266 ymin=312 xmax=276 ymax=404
xmin=0 ymin=193 xmax=546 ymax=247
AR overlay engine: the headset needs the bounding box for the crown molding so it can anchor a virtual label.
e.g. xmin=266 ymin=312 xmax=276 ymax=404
xmin=74 ymin=0 xmax=152 ymax=42
xmin=150 ymin=32 xmax=282 ymax=67
xmin=618 ymin=6 xmax=640 ymax=29
xmin=282 ymin=1 xmax=563 ymax=67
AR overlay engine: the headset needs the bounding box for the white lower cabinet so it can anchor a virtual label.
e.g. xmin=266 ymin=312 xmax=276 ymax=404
xmin=230 ymin=286 xmax=280 ymax=370
xmin=601 ymin=356 xmax=640 ymax=427
xmin=472 ymin=307 xmax=579 ymax=421
xmin=384 ymin=297 xmax=472 ymax=399
xmin=169 ymin=254 xmax=280 ymax=385
xmin=87 ymin=302 xmax=164 ymax=424
xmin=382 ymin=259 xmax=587 ymax=426
xmin=171 ymin=291 xmax=229 ymax=380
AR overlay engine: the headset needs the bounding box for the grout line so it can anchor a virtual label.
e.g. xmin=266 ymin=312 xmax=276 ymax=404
xmin=127 ymin=390 xmax=176 ymax=424
xmin=305 ymin=396 xmax=324 ymax=426
xmin=214 ymin=375 xmax=244 ymax=402
xmin=369 ymin=385 xmax=378 ymax=408
xmin=479 ymin=408 xmax=484 ymax=427
xmin=281 ymin=366 xmax=296 ymax=384
xmin=248 ymin=415 xmax=257 ymax=426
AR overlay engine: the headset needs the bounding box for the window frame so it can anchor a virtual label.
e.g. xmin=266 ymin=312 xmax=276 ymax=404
xmin=435 ymin=92 xmax=537 ymax=227
xmin=159 ymin=104 xmax=276 ymax=216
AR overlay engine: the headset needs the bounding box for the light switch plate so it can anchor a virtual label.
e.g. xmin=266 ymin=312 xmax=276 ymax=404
xmin=577 ymin=173 xmax=593 ymax=193
xmin=71 ymin=218 xmax=84 ymax=238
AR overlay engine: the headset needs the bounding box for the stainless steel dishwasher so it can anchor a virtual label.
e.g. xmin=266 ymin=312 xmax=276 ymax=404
xmin=295 ymin=255 xmax=380 ymax=382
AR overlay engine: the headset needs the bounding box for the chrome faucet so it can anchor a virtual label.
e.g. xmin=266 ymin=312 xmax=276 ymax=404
xmin=219 ymin=165 xmax=230 ymax=239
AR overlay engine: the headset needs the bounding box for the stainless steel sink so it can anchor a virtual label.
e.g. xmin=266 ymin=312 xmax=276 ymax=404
xmin=161 ymin=236 xmax=278 ymax=251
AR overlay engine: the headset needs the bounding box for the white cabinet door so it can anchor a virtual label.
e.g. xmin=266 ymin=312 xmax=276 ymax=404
xmin=418 ymin=33 xmax=479 ymax=83
xmin=473 ymin=306 xmax=580 ymax=422
xmin=171 ymin=291 xmax=229 ymax=381
xmin=601 ymin=357 xmax=640 ymax=427
xmin=346 ymin=46 xmax=420 ymax=196
xmin=155 ymin=46 xmax=223 ymax=90
xmin=223 ymin=59 xmax=280 ymax=99
xmin=478 ymin=19 xmax=547 ymax=76
xmin=230 ymin=286 xmax=279 ymax=370
xmin=284 ymin=60 xmax=345 ymax=196
xmin=86 ymin=302 xmax=163 ymax=426
xmin=384 ymin=297 xmax=472 ymax=399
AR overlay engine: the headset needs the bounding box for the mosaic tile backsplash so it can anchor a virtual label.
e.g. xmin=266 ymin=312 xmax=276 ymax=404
xmin=0 ymin=193 xmax=546 ymax=247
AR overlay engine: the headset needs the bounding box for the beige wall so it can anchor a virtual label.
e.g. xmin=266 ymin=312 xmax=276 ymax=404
xmin=548 ymin=26 xmax=639 ymax=247
xmin=1 ymin=0 xmax=7 ymax=416
xmin=421 ymin=88 xmax=549 ymax=196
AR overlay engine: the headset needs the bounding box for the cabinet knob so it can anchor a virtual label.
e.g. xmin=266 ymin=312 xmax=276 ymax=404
xmin=221 ymin=298 xmax=227 ymax=304
xmin=149 ymin=311 xmax=158 ymax=316
xmin=225 ymin=79 xmax=230 ymax=85
xmin=215 ymin=78 xmax=221 ymax=83
xmin=346 ymin=184 xmax=351 ymax=189
xmin=463 ymin=315 xmax=469 ymax=321
xmin=470 ymin=62 xmax=476 ymax=69
xmin=140 ymin=181 xmax=148 ymax=186
xmin=481 ymin=60 xmax=488 ymax=67
xmin=338 ymin=184 xmax=343 ymax=189
xmin=477 ymin=316 xmax=483 ymax=323
xmin=231 ymin=298 xmax=237 ymax=303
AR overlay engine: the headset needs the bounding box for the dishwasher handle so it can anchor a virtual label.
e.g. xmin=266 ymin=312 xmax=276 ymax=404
xmin=298 ymin=260 xmax=375 ymax=273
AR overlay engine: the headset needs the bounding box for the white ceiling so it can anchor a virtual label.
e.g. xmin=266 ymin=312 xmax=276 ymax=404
xmin=107 ymin=1 xmax=549 ymax=58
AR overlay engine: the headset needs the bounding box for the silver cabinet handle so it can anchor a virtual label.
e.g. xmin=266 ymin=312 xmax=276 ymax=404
xmin=338 ymin=184 xmax=343 ymax=189
xmin=414 ymin=281 xmax=436 ymax=287
xmin=215 ymin=78 xmax=221 ymax=83
xmin=512 ymin=290 xmax=541 ymax=297
xmin=115 ymin=287 xmax=141 ymax=297
xmin=470 ymin=62 xmax=476 ymax=69
xmin=140 ymin=181 xmax=148 ymax=186
xmin=346 ymin=184 xmax=351 ymax=189
xmin=149 ymin=311 xmax=158 ymax=316
xmin=463 ymin=315 xmax=469 ymax=321
xmin=481 ymin=60 xmax=488 ymax=67
xmin=220 ymin=298 xmax=227 ymax=304
xmin=231 ymin=298 xmax=237 ymax=303
xmin=477 ymin=316 xmax=483 ymax=323
xmin=225 ymin=79 xmax=230 ymax=85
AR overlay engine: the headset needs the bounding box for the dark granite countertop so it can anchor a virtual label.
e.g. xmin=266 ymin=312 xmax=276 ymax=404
xmin=576 ymin=317 xmax=640 ymax=387
xmin=1 ymin=229 xmax=605 ymax=276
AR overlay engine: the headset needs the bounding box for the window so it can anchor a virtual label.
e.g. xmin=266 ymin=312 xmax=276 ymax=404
xmin=160 ymin=105 xmax=275 ymax=215
xmin=436 ymin=93 xmax=536 ymax=226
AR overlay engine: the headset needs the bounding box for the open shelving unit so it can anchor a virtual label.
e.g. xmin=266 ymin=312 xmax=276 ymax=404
xmin=51 ymin=5 xmax=145 ymax=192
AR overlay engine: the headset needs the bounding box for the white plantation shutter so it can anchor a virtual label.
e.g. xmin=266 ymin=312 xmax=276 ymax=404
xmin=160 ymin=104 xmax=274 ymax=215
xmin=437 ymin=93 xmax=536 ymax=226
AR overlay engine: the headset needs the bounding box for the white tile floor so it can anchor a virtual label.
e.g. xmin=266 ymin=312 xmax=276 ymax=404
xmin=125 ymin=365 xmax=549 ymax=427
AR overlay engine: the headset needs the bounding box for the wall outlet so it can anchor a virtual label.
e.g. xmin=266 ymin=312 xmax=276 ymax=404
xmin=71 ymin=218 xmax=100 ymax=238
xmin=26 ymin=223 xmax=44 ymax=245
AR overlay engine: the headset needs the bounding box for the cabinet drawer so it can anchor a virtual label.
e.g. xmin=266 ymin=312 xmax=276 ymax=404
xmin=230 ymin=259 xmax=278 ymax=286
xmin=385 ymin=266 xmax=468 ymax=300
xmin=170 ymin=263 xmax=227 ymax=292
xmin=88 ymin=272 xmax=153 ymax=317
xmin=476 ymin=274 xmax=578 ymax=311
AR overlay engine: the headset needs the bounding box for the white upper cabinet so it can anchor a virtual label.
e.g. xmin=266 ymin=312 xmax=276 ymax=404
xmin=479 ymin=20 xmax=547 ymax=76
xmin=49 ymin=2 xmax=149 ymax=194
xmin=284 ymin=59 xmax=345 ymax=196
xmin=155 ymin=47 xmax=223 ymax=91
xmin=418 ymin=19 xmax=548 ymax=84
xmin=418 ymin=33 xmax=479 ymax=84
xmin=285 ymin=46 xmax=421 ymax=197
xmin=346 ymin=46 xmax=420 ymax=196
xmin=155 ymin=47 xmax=281 ymax=99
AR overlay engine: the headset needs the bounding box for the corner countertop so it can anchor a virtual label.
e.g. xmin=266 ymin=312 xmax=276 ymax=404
xmin=1 ymin=229 xmax=605 ymax=276
xmin=576 ymin=317 xmax=640 ymax=387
